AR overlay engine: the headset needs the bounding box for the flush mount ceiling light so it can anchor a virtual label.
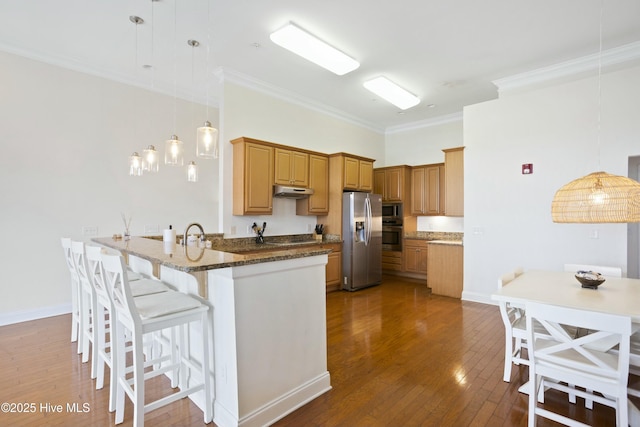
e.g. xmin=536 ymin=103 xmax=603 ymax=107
xmin=363 ymin=76 xmax=420 ymax=110
xmin=270 ymin=22 xmax=359 ymax=76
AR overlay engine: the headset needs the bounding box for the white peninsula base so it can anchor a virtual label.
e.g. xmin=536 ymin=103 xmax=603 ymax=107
xmin=130 ymin=253 xmax=332 ymax=427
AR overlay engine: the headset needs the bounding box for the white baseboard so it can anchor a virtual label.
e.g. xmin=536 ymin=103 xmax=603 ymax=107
xmin=215 ymin=372 xmax=331 ymax=427
xmin=0 ymin=303 xmax=71 ymax=326
xmin=461 ymin=291 xmax=496 ymax=306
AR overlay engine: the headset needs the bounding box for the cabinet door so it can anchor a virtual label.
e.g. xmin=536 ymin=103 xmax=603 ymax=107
xmin=326 ymin=250 xmax=341 ymax=286
xmin=404 ymin=247 xmax=419 ymax=272
xmin=425 ymin=165 xmax=441 ymax=215
xmin=343 ymin=157 xmax=360 ymax=190
xmin=291 ymin=151 xmax=309 ymax=187
xmin=444 ymin=148 xmax=464 ymax=216
xmin=297 ymin=154 xmax=329 ymax=215
xmin=410 ymin=167 xmax=426 ymax=215
xmin=274 ymin=148 xmax=309 ymax=187
xmin=374 ymin=169 xmax=386 ymax=200
xmin=242 ymin=143 xmax=274 ymax=214
xmin=385 ymin=167 xmax=403 ymax=201
xmin=359 ymin=160 xmax=373 ymax=192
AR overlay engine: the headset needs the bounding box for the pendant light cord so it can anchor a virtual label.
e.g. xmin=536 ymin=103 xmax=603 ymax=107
xmin=597 ymin=0 xmax=603 ymax=172
xmin=173 ymin=0 xmax=178 ymax=135
xmin=205 ymin=0 xmax=211 ymax=119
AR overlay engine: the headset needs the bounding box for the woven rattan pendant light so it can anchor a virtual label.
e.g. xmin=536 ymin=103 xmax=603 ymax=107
xmin=551 ymin=1 xmax=640 ymax=223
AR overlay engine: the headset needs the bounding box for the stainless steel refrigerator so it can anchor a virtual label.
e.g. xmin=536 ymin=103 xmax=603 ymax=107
xmin=342 ymin=192 xmax=382 ymax=291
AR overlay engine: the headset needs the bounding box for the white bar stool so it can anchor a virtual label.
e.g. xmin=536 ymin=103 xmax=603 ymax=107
xmin=100 ymin=252 xmax=212 ymax=427
xmin=62 ymin=237 xmax=82 ymax=348
xmin=86 ymin=245 xmax=172 ymax=413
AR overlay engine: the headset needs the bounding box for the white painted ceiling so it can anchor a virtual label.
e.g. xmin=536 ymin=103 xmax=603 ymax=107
xmin=1 ymin=0 xmax=639 ymax=132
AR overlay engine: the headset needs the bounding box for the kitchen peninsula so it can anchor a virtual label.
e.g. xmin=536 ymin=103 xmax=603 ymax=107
xmin=93 ymin=235 xmax=333 ymax=427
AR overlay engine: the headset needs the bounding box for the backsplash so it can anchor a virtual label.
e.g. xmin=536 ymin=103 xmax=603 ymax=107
xmin=404 ymin=231 xmax=463 ymax=242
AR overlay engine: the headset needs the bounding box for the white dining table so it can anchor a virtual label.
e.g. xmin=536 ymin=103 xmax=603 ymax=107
xmin=491 ymin=270 xmax=640 ymax=425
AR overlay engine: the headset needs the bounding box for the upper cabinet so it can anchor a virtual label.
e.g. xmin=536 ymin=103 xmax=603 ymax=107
xmin=342 ymin=154 xmax=374 ymax=192
xmin=296 ymin=154 xmax=329 ymax=215
xmin=274 ymin=148 xmax=309 ymax=187
xmin=411 ymin=163 xmax=444 ymax=216
xmin=443 ymin=147 xmax=464 ymax=216
xmin=374 ymin=166 xmax=411 ymax=202
xmin=231 ymin=137 xmax=274 ymax=215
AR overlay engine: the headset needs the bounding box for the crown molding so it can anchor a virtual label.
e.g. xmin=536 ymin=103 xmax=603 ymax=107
xmin=385 ymin=111 xmax=463 ymax=135
xmin=216 ymin=67 xmax=385 ymax=133
xmin=493 ymin=40 xmax=640 ymax=94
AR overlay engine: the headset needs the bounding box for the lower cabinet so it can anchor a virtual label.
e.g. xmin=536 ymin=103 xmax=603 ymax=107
xmin=323 ymin=243 xmax=342 ymax=292
xmin=403 ymin=239 xmax=428 ymax=277
xmin=427 ymin=243 xmax=463 ymax=298
xmin=382 ymin=250 xmax=403 ymax=272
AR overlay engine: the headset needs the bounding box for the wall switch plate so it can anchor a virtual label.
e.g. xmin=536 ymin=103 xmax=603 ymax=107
xmin=230 ymin=226 xmax=237 ymax=235
xmin=589 ymin=229 xmax=599 ymax=239
xmin=144 ymin=224 xmax=159 ymax=234
xmin=82 ymin=226 xmax=98 ymax=236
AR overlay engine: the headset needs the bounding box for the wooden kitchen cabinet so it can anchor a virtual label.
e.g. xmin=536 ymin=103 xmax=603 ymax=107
xmin=231 ymin=137 xmax=274 ymax=215
xmin=443 ymin=147 xmax=464 ymax=216
xmin=342 ymin=154 xmax=373 ymax=192
xmin=403 ymin=239 xmax=428 ymax=276
xmin=382 ymin=250 xmax=403 ymax=272
xmin=410 ymin=163 xmax=444 ymax=215
xmin=296 ymin=154 xmax=329 ymax=215
xmin=427 ymin=242 xmax=463 ymax=298
xmin=274 ymin=148 xmax=309 ymax=187
xmin=374 ymin=165 xmax=411 ymax=202
xmin=323 ymin=242 xmax=343 ymax=292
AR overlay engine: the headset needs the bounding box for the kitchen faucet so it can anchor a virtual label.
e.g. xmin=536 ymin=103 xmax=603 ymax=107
xmin=183 ymin=222 xmax=206 ymax=246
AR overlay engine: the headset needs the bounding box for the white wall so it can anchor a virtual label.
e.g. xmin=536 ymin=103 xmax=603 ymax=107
xmin=463 ymin=64 xmax=640 ymax=304
xmin=0 ymin=51 xmax=220 ymax=322
xmin=218 ymin=81 xmax=386 ymax=237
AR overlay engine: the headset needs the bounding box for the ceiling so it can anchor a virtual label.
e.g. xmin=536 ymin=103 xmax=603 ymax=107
xmin=1 ymin=0 xmax=639 ymax=133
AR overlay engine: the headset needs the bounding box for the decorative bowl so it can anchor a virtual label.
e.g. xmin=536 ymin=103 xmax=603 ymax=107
xmin=575 ymin=270 xmax=606 ymax=289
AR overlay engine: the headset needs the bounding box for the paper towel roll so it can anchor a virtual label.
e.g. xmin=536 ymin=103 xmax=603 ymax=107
xmin=163 ymin=228 xmax=176 ymax=243
xmin=163 ymin=241 xmax=175 ymax=255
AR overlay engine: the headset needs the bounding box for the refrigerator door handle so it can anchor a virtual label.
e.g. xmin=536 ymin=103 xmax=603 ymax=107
xmin=365 ymin=196 xmax=372 ymax=245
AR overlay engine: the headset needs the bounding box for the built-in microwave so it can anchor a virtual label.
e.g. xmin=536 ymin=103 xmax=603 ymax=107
xmin=382 ymin=203 xmax=402 ymax=221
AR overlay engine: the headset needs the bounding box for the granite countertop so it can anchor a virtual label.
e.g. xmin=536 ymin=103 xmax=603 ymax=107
xmin=93 ymin=236 xmax=337 ymax=273
xmin=404 ymin=231 xmax=463 ymax=244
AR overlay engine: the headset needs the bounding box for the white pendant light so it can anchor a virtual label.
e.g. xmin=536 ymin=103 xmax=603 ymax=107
xmin=197 ymin=121 xmax=218 ymax=158
xmin=165 ymin=135 xmax=184 ymax=166
xmin=129 ymin=152 xmax=142 ymax=176
xmin=197 ymin=0 xmax=219 ymax=159
xmin=142 ymin=145 xmax=159 ymax=172
xmin=187 ymin=161 xmax=198 ymax=182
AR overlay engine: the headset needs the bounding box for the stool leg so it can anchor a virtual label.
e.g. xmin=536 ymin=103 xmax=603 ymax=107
xmin=132 ymin=333 xmax=145 ymax=427
xmin=95 ymin=305 xmax=106 ymax=390
xmin=114 ymin=321 xmax=126 ymax=425
xmin=201 ymin=311 xmax=212 ymax=423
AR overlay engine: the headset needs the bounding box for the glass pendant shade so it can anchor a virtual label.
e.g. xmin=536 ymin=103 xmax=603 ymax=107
xmin=142 ymin=145 xmax=159 ymax=172
xmin=551 ymin=171 xmax=640 ymax=223
xmin=196 ymin=121 xmax=219 ymax=159
xmin=187 ymin=161 xmax=198 ymax=182
xmin=129 ymin=152 xmax=143 ymax=176
xmin=164 ymin=135 xmax=184 ymax=166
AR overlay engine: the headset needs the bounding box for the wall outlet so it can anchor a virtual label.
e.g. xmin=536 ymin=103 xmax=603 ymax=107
xmin=308 ymin=224 xmax=314 ymax=232
xmin=230 ymin=226 xmax=237 ymax=235
xmin=82 ymin=226 xmax=98 ymax=236
xmin=247 ymin=225 xmax=253 ymax=234
xmin=144 ymin=224 xmax=159 ymax=234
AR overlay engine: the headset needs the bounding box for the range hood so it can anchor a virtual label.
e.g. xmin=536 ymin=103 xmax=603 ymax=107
xmin=273 ymin=185 xmax=314 ymax=199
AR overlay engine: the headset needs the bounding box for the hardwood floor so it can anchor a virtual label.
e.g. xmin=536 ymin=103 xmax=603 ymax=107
xmin=0 ymin=275 xmax=624 ymax=426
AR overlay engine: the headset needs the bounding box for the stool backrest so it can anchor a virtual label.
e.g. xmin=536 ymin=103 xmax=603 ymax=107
xmin=71 ymin=241 xmax=91 ymax=290
xmin=100 ymin=253 xmax=139 ymax=323
xmin=86 ymin=245 xmax=109 ymax=302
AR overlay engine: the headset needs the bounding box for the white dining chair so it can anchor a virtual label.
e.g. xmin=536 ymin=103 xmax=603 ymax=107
xmin=498 ymin=270 xmax=529 ymax=382
xmin=526 ymin=301 xmax=631 ymax=427
xmin=62 ymin=237 xmax=82 ymax=348
xmin=100 ymin=252 xmax=212 ymax=427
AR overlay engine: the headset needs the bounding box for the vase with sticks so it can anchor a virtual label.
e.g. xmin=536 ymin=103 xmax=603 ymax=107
xmin=121 ymin=213 xmax=132 ymax=241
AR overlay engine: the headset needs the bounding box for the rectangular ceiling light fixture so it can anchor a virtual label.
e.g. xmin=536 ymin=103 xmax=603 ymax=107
xmin=270 ymin=22 xmax=360 ymax=76
xmin=363 ymin=76 xmax=420 ymax=110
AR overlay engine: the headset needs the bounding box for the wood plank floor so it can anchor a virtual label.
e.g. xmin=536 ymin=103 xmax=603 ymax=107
xmin=0 ymin=275 xmax=625 ymax=426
